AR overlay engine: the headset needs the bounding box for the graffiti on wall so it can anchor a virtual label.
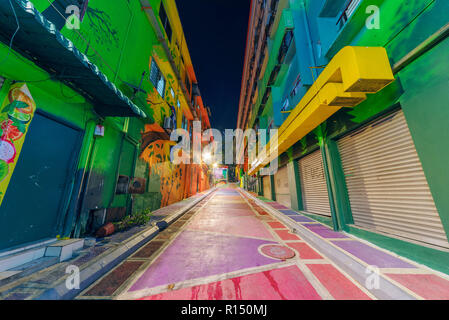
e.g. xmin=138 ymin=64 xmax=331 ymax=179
xmin=138 ymin=123 xmax=211 ymax=209
xmin=0 ymin=84 xmax=36 ymax=205
xmin=139 ymin=124 xmax=186 ymax=208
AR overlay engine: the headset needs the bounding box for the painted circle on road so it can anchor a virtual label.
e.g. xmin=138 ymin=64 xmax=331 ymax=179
xmin=259 ymin=244 xmax=296 ymax=260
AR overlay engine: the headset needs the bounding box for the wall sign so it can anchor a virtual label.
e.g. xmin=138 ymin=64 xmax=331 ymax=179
xmin=0 ymin=83 xmax=36 ymax=205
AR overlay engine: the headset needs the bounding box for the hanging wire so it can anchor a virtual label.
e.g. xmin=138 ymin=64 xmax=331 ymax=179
xmin=0 ymin=0 xmax=21 ymax=66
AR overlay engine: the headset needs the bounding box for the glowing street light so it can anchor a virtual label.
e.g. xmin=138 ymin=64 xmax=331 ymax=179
xmin=203 ymin=151 xmax=212 ymax=163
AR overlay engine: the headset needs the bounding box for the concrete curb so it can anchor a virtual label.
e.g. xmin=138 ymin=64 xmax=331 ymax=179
xmin=36 ymin=189 xmax=216 ymax=300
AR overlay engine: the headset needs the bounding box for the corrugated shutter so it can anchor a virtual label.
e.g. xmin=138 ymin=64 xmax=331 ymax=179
xmin=263 ymin=176 xmax=272 ymax=200
xmin=298 ymin=150 xmax=332 ymax=216
xmin=275 ymin=166 xmax=291 ymax=208
xmin=338 ymin=110 xmax=449 ymax=249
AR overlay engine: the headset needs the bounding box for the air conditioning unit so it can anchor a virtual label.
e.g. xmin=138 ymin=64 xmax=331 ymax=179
xmin=128 ymin=177 xmax=146 ymax=194
xmin=116 ymin=175 xmax=130 ymax=194
xmin=163 ymin=116 xmax=174 ymax=130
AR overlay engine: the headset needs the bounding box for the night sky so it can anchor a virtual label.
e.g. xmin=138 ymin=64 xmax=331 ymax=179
xmin=176 ymin=0 xmax=251 ymax=131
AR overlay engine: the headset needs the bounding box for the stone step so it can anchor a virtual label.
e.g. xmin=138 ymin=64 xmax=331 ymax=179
xmin=0 ymin=246 xmax=47 ymax=273
xmin=0 ymin=256 xmax=59 ymax=287
xmin=0 ymin=239 xmax=85 ymax=273
xmin=45 ymin=239 xmax=85 ymax=262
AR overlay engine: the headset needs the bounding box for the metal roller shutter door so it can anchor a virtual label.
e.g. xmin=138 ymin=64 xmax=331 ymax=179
xmin=298 ymin=150 xmax=332 ymax=217
xmin=274 ymin=166 xmax=291 ymax=208
xmin=263 ymin=176 xmax=272 ymax=200
xmin=338 ymin=110 xmax=449 ymax=249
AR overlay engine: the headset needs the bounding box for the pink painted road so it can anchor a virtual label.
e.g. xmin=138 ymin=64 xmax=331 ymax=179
xmin=78 ymin=186 xmax=449 ymax=300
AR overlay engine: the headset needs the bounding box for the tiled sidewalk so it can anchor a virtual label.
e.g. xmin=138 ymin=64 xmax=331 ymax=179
xmin=249 ymin=194 xmax=449 ymax=300
xmin=75 ymin=185 xmax=449 ymax=300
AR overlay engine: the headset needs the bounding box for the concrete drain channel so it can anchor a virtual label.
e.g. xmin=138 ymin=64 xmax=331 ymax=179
xmin=76 ymin=193 xmax=215 ymax=299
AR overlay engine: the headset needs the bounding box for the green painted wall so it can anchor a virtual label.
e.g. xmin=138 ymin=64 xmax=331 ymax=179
xmin=0 ymin=0 xmax=208 ymax=245
xmin=397 ymin=39 xmax=449 ymax=237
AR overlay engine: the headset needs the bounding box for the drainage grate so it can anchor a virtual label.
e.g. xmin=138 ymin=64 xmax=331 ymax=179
xmin=260 ymin=245 xmax=296 ymax=260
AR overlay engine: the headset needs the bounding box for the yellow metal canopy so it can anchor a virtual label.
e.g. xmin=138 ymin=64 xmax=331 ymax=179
xmin=249 ymin=46 xmax=395 ymax=175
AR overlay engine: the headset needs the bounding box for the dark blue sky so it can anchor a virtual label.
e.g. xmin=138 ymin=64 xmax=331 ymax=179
xmin=177 ymin=0 xmax=251 ymax=131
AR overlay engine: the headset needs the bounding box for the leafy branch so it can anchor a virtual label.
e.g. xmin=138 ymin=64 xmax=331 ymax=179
xmin=113 ymin=209 xmax=153 ymax=232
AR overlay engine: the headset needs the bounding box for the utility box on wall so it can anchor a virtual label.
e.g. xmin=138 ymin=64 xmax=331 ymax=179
xmin=116 ymin=175 xmax=130 ymax=194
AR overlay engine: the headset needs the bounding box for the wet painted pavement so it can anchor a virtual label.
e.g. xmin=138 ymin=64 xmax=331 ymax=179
xmin=77 ymin=186 xmax=449 ymax=300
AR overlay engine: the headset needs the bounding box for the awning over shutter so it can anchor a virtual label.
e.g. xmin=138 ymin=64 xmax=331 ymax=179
xmin=0 ymin=0 xmax=146 ymax=118
xmin=338 ymin=110 xmax=449 ymax=249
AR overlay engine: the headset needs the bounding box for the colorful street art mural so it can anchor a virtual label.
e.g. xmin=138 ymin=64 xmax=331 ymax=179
xmin=140 ymin=124 xmax=185 ymax=207
xmin=139 ymin=123 xmax=211 ymax=209
xmin=0 ymin=84 xmax=36 ymax=205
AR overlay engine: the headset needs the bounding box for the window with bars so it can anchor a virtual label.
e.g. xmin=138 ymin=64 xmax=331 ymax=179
xmin=290 ymin=75 xmax=302 ymax=99
xmin=185 ymin=75 xmax=191 ymax=96
xmin=278 ymin=30 xmax=294 ymax=65
xmin=337 ymin=0 xmax=361 ymax=30
xmin=281 ymin=98 xmax=289 ymax=112
xmin=182 ymin=114 xmax=188 ymax=131
xmin=159 ymin=3 xmax=173 ymax=42
xmin=150 ymin=59 xmax=166 ymax=98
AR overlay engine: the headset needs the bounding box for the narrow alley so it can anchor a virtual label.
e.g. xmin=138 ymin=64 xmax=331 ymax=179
xmin=74 ymin=185 xmax=449 ymax=300
xmin=1 ymin=0 xmax=449 ymax=305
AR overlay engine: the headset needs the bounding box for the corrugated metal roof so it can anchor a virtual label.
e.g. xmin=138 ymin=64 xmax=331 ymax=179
xmin=0 ymin=0 xmax=146 ymax=118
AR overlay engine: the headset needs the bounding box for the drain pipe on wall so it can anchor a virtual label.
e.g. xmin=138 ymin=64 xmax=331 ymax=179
xmin=114 ymin=1 xmax=134 ymax=83
xmin=63 ymin=119 xmax=97 ymax=237
xmin=70 ymin=119 xmax=100 ymax=237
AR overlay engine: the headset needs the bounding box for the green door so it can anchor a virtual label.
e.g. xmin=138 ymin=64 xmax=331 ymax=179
xmin=0 ymin=112 xmax=81 ymax=250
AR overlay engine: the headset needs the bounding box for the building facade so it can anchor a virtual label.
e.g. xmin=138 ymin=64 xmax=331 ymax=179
xmin=238 ymin=0 xmax=449 ymax=274
xmin=0 ymin=0 xmax=212 ymax=251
